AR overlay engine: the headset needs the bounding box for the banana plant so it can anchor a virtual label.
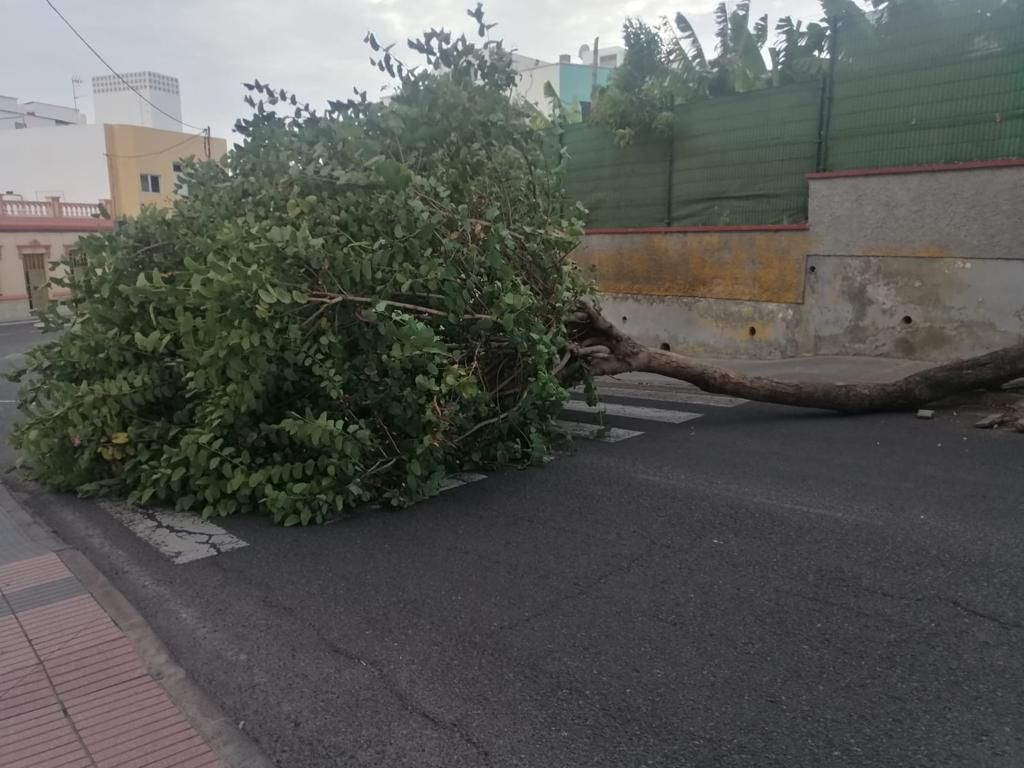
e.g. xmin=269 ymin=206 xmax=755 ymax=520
xmin=669 ymin=1 xmax=774 ymax=96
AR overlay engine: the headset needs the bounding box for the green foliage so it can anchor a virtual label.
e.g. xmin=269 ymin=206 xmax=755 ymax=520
xmin=521 ymin=82 xmax=583 ymax=130
xmin=668 ymin=1 xmax=779 ymax=96
xmin=589 ymin=0 xmax=894 ymax=143
xmin=590 ymin=18 xmax=686 ymax=145
xmin=592 ymin=4 xmax=781 ymax=144
xmin=12 ymin=7 xmax=591 ymax=524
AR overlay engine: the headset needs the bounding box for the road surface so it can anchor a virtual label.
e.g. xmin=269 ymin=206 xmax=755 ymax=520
xmin=4 ymin=324 xmax=1023 ymax=768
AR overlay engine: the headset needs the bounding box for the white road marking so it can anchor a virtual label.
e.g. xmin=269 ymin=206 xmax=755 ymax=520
xmin=101 ymin=500 xmax=249 ymax=564
xmin=440 ymin=472 xmax=488 ymax=491
xmin=588 ymin=385 xmax=747 ymax=408
xmin=554 ymin=420 xmax=644 ymax=443
xmin=564 ymin=400 xmax=702 ymax=424
xmin=0 ymin=400 xmax=15 ymax=404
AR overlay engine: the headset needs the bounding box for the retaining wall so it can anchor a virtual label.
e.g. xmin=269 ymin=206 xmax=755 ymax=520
xmin=575 ymin=161 xmax=1024 ymax=361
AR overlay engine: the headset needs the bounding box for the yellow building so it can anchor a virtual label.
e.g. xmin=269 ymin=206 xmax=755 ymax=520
xmin=0 ymin=123 xmax=227 ymax=319
xmin=103 ymin=125 xmax=227 ymax=217
xmin=0 ymin=122 xmax=227 ymax=219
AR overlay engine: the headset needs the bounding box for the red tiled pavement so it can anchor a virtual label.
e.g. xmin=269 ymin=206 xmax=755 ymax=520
xmin=0 ymin=554 xmax=71 ymax=593
xmin=0 ymin=554 xmax=226 ymax=768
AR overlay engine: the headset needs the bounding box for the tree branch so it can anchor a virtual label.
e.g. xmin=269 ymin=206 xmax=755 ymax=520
xmin=570 ymin=304 xmax=1024 ymax=414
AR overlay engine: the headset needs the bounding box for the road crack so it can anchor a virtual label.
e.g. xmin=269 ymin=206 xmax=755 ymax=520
xmin=493 ymin=543 xmax=655 ymax=635
xmin=950 ymin=600 xmax=1023 ymax=630
xmin=213 ymin=573 xmax=495 ymax=766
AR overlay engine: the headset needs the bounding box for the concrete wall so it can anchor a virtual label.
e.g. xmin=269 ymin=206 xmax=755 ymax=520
xmin=804 ymin=254 xmax=1024 ymax=359
xmin=0 ymin=124 xmax=110 ymax=202
xmin=596 ymin=294 xmax=805 ymax=358
xmin=574 ymin=229 xmax=809 ymax=303
xmin=808 ymin=165 xmax=1024 ymax=260
xmin=576 ymin=162 xmax=1024 ymax=361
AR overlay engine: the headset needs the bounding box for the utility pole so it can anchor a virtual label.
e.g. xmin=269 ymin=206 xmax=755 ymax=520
xmin=71 ymin=76 xmax=83 ymax=111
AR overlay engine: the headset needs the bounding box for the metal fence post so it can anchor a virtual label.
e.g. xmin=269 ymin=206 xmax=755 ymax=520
xmin=816 ymin=15 xmax=839 ymax=173
xmin=665 ymin=134 xmax=675 ymax=226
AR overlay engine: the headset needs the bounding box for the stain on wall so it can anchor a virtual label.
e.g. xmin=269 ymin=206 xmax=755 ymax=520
xmin=805 ymin=255 xmax=1024 ymax=360
xmin=573 ymin=230 xmax=809 ymax=304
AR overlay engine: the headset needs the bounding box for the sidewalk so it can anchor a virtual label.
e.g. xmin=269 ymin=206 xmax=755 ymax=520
xmin=0 ymin=485 xmax=253 ymax=768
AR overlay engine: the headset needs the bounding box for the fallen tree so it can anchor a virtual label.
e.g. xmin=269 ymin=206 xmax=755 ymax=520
xmin=567 ymin=304 xmax=1024 ymax=414
xmin=11 ymin=7 xmax=1023 ymax=524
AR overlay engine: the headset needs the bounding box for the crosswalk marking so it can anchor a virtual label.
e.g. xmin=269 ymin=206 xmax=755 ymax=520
xmin=563 ymin=400 xmax=702 ymax=424
xmin=101 ymin=500 xmax=249 ymax=565
xmin=102 ymin=386 xmax=736 ymax=536
xmin=554 ymin=420 xmax=645 ymax=443
xmin=440 ymin=472 xmax=488 ymax=491
xmin=585 ymin=385 xmax=746 ymax=408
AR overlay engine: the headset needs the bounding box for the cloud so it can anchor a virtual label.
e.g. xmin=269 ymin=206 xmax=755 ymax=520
xmin=9 ymin=0 xmax=823 ymax=139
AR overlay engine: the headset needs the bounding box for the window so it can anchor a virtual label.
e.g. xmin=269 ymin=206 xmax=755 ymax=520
xmin=140 ymin=174 xmax=161 ymax=194
xmin=600 ymin=54 xmax=618 ymax=67
xmin=172 ymin=162 xmax=183 ymax=173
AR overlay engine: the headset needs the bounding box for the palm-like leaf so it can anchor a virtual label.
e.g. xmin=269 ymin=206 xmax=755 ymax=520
xmin=714 ymin=2 xmax=731 ymax=55
xmin=674 ymin=12 xmax=709 ymax=68
xmin=753 ymin=13 xmax=769 ymax=47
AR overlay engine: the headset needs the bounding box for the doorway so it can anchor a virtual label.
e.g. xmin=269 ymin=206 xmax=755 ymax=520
xmin=21 ymin=251 xmax=49 ymax=313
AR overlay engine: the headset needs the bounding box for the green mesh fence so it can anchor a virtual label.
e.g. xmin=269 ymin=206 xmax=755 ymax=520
xmin=560 ymin=0 xmax=1024 ymax=228
xmin=827 ymin=0 xmax=1024 ymax=169
xmin=562 ymin=124 xmax=670 ymax=228
xmin=671 ymin=83 xmax=820 ymax=226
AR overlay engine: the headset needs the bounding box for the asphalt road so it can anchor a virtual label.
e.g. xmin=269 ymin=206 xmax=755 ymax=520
xmin=5 ymin=325 xmax=1024 ymax=768
xmin=0 ymin=320 xmax=45 ymax=465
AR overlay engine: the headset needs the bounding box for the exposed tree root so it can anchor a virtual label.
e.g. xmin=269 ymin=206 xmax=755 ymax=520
xmin=974 ymin=400 xmax=1024 ymax=431
xmin=568 ymin=304 xmax=1024 ymax=415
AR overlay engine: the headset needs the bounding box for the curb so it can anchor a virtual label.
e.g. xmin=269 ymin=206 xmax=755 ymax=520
xmin=0 ymin=479 xmax=277 ymax=768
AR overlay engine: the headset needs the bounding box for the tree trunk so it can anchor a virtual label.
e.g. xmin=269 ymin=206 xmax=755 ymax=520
xmin=569 ymin=305 xmax=1024 ymax=414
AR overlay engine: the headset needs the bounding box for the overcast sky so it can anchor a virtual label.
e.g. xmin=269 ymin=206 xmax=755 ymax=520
xmin=7 ymin=0 xmax=825 ymax=139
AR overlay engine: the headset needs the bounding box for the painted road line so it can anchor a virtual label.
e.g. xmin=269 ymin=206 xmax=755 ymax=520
xmin=554 ymin=420 xmax=644 ymax=443
xmin=100 ymin=500 xmax=248 ymax=565
xmin=563 ymin=400 xmax=703 ymax=424
xmin=581 ymin=385 xmax=747 ymax=408
xmin=440 ymin=472 xmax=488 ymax=491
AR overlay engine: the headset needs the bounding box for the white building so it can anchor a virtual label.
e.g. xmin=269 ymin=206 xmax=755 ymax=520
xmin=92 ymin=71 xmax=182 ymax=132
xmin=0 ymin=95 xmax=85 ymax=131
xmin=511 ymin=45 xmax=625 ymax=116
xmin=0 ymin=124 xmax=110 ymax=203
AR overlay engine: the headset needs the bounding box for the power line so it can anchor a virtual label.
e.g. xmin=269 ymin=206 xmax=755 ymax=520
xmin=42 ymin=0 xmax=211 ymax=153
xmin=104 ymin=128 xmax=210 ymax=159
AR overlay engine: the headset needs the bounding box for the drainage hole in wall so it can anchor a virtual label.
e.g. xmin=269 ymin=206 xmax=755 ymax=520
xmin=748 ymin=326 xmax=757 ymax=337
xmin=902 ymin=315 xmax=913 ymax=325
xmin=659 ymin=343 xmax=671 ymax=351
xmin=808 ymin=265 xmax=817 ymax=273
xmin=621 ymin=316 xmax=628 ymax=324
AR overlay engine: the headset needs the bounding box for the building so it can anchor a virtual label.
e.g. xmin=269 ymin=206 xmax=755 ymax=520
xmin=0 ymin=95 xmax=85 ymax=130
xmin=1 ymin=72 xmax=223 ymax=216
xmin=92 ymin=72 xmax=183 ymax=132
xmin=0 ymin=123 xmax=226 ymax=217
xmin=511 ymin=45 xmax=624 ymax=117
xmin=0 ymin=196 xmax=111 ymax=320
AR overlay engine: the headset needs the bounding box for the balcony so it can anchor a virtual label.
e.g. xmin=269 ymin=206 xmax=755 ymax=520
xmin=0 ymin=196 xmax=114 ymax=232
